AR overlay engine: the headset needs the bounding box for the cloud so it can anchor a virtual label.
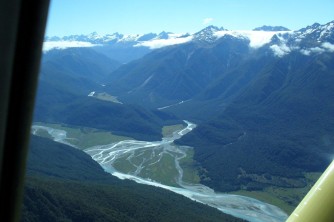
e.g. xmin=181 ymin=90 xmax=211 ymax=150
xmin=310 ymin=47 xmax=325 ymax=53
xmin=270 ymin=44 xmax=291 ymax=57
xmin=300 ymin=46 xmax=327 ymax=56
xmin=300 ymin=49 xmax=311 ymax=56
xmin=134 ymin=36 xmax=193 ymax=49
xmin=43 ymin=41 xmax=100 ymax=52
xmin=203 ymin=18 xmax=214 ymax=25
xmin=322 ymin=42 xmax=334 ymax=52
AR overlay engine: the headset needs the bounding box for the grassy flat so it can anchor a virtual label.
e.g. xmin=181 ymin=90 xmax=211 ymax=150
xmin=33 ymin=122 xmax=132 ymax=149
xmin=162 ymin=124 xmax=185 ymax=137
xmin=230 ymin=172 xmax=322 ymax=214
xmin=179 ymin=148 xmax=200 ymax=184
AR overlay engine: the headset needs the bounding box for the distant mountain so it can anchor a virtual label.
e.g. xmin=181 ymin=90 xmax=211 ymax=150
xmin=193 ymin=25 xmax=226 ymax=42
xmin=44 ymin=31 xmax=191 ymax=63
xmin=104 ymin=20 xmax=334 ymax=110
xmin=22 ymin=135 xmax=244 ymax=222
xmin=43 ymin=24 xmax=290 ymax=63
xmin=43 ymin=21 xmax=333 ymax=61
xmin=253 ymin=25 xmax=290 ymax=31
xmin=42 ymin=47 xmax=120 ymax=84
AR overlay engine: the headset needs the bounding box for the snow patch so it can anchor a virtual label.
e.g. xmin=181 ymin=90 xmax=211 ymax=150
xmin=118 ymin=34 xmax=141 ymax=42
xmin=319 ymin=23 xmax=334 ymax=40
xmin=88 ymin=91 xmax=95 ymax=97
xmin=214 ymin=30 xmax=290 ymax=48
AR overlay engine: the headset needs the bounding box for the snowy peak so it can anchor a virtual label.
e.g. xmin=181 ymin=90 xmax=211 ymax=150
xmin=193 ymin=25 xmax=226 ymax=42
xmin=45 ymin=31 xmax=183 ymax=45
xmin=44 ymin=30 xmax=194 ymax=51
xmin=44 ymin=20 xmax=334 ymax=54
xmin=157 ymin=31 xmax=172 ymax=39
xmin=103 ymin=32 xmax=124 ymax=42
xmin=267 ymin=20 xmax=334 ymax=57
xmin=253 ymin=25 xmax=290 ymax=31
xmin=45 ymin=32 xmax=125 ymax=43
xmin=294 ymin=21 xmax=334 ymax=43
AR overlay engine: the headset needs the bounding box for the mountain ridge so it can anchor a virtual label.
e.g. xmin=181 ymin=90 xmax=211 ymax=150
xmin=43 ymin=20 xmax=333 ymax=64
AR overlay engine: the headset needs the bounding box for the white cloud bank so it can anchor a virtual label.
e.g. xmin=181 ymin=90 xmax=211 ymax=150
xmin=322 ymin=42 xmax=334 ymax=52
xmin=43 ymin=41 xmax=100 ymax=52
xmin=300 ymin=42 xmax=334 ymax=56
xmin=134 ymin=36 xmax=193 ymax=49
xmin=270 ymin=44 xmax=292 ymax=57
xmin=203 ymin=18 xmax=214 ymax=25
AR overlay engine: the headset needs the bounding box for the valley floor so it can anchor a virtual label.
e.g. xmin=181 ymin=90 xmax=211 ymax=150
xmin=32 ymin=122 xmax=292 ymax=222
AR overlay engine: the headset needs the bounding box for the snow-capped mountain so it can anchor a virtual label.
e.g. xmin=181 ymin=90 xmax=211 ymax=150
xmin=44 ymin=20 xmax=334 ymax=59
xmin=43 ymin=31 xmax=190 ymax=51
xmin=193 ymin=25 xmax=226 ymax=42
xmin=267 ymin=21 xmax=334 ymax=57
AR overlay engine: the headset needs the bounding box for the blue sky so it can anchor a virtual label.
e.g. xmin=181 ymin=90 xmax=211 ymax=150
xmin=45 ymin=0 xmax=334 ymax=36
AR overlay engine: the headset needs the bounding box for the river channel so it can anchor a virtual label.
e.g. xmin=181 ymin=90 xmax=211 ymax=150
xmin=32 ymin=121 xmax=288 ymax=222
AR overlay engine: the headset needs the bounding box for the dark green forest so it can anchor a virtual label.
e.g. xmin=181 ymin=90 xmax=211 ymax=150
xmin=176 ymin=52 xmax=334 ymax=192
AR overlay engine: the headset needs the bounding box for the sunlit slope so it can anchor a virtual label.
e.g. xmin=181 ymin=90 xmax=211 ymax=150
xmin=22 ymin=135 xmax=245 ymax=222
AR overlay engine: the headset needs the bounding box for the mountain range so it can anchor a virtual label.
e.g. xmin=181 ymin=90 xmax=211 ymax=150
xmin=100 ymin=20 xmax=334 ymax=193
xmin=34 ymin=20 xmax=334 ymax=215
xmin=43 ymin=25 xmax=293 ymax=63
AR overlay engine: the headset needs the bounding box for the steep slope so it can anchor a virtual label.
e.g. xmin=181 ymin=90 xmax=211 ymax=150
xmin=105 ymin=35 xmax=250 ymax=109
xmin=35 ymin=48 xmax=180 ymax=141
xmin=22 ymin=135 xmax=245 ymax=222
xmin=42 ymin=47 xmax=121 ymax=83
xmin=177 ymin=51 xmax=334 ymax=191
